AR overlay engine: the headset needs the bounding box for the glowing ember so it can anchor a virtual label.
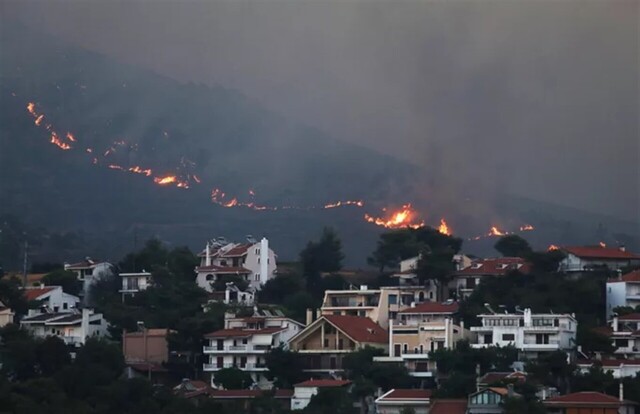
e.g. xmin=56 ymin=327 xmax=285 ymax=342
xmin=66 ymin=132 xmax=76 ymax=142
xmin=50 ymin=132 xmax=71 ymax=150
xmin=129 ymin=166 xmax=152 ymax=176
xmin=154 ymin=175 xmax=177 ymax=185
xmin=488 ymin=226 xmax=507 ymax=236
xmin=249 ymin=189 xmax=255 ymax=196
xmin=34 ymin=114 xmax=44 ymax=126
xmin=193 ymin=175 xmax=201 ymax=183
xmin=27 ymin=102 xmax=36 ymax=115
xmin=599 ymin=241 xmax=606 ymax=248
xmin=108 ymin=164 xmax=124 ymax=171
xmin=548 ymin=244 xmax=560 ymax=251
xmin=520 ymin=224 xmax=534 ymax=231
xmin=438 ymin=218 xmax=451 ymax=235
xmin=323 ymin=200 xmax=364 ymax=209
xmin=364 ymin=204 xmax=424 ymax=229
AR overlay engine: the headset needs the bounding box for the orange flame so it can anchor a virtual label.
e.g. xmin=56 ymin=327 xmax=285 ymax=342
xmin=323 ymin=200 xmax=364 ymax=209
xmin=66 ymin=132 xmax=76 ymax=142
xmin=129 ymin=166 xmax=152 ymax=176
xmin=488 ymin=226 xmax=506 ymax=236
xmin=364 ymin=204 xmax=424 ymax=229
xmin=27 ymin=102 xmax=36 ymax=115
xmin=50 ymin=132 xmax=71 ymax=150
xmin=548 ymin=244 xmax=560 ymax=251
xmin=520 ymin=224 xmax=534 ymax=231
xmin=154 ymin=175 xmax=177 ymax=185
xmin=438 ymin=218 xmax=451 ymax=235
xmin=35 ymin=114 xmax=44 ymax=126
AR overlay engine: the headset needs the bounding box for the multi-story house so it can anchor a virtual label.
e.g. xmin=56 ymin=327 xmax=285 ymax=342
xmin=0 ymin=301 xmax=15 ymax=327
xmin=119 ymin=271 xmax=152 ymax=301
xmin=64 ymin=258 xmax=115 ymax=302
xmin=607 ymin=270 xmax=640 ymax=319
xmin=291 ymin=379 xmax=352 ymax=411
xmin=374 ymin=389 xmax=433 ymax=414
xmin=448 ymin=258 xmax=531 ymax=300
xmin=576 ymin=359 xmax=640 ymax=379
xmin=195 ymin=237 xmax=276 ymax=292
xmin=320 ymin=285 xmax=434 ymax=330
xmin=558 ymin=246 xmax=640 ymax=274
xmin=596 ymin=313 xmax=640 ymax=356
xmin=203 ymin=309 xmax=303 ymax=388
xmin=20 ymin=308 xmax=108 ymax=346
xmin=288 ymin=314 xmax=388 ymax=374
xmin=470 ymin=308 xmax=577 ymax=359
xmin=374 ymin=302 xmax=471 ymax=378
xmin=543 ymin=390 xmax=636 ymax=414
xmin=23 ymin=285 xmax=80 ymax=314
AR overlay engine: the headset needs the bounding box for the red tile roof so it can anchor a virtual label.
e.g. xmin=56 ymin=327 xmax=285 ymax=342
xmin=204 ymin=327 xmax=285 ymax=338
xmin=479 ymin=371 xmax=527 ymax=385
xmin=455 ymin=258 xmax=531 ymax=276
xmin=380 ymin=389 xmax=433 ymax=400
xmin=323 ymin=315 xmax=388 ymax=344
xmin=294 ymin=379 xmax=351 ymax=388
xmin=621 ymin=270 xmax=640 ymax=282
xmin=544 ymin=391 xmax=623 ymax=407
xmin=210 ymin=389 xmax=293 ymax=398
xmin=223 ymin=244 xmax=252 ymax=257
xmin=619 ymin=313 xmax=640 ymax=321
xmin=563 ymin=246 xmax=640 ymax=260
xmin=23 ymin=286 xmax=58 ymax=301
xmin=196 ymin=265 xmax=251 ymax=273
xmin=429 ymin=399 xmax=468 ymax=414
xmin=398 ymin=302 xmax=459 ymax=314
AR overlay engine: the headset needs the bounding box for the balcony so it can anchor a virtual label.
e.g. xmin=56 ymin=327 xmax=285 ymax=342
xmin=203 ymin=345 xmax=271 ymax=353
xmin=202 ymin=362 xmax=268 ymax=371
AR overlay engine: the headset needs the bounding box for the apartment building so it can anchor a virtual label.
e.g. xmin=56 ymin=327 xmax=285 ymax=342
xmin=203 ymin=309 xmax=303 ymax=388
xmin=320 ymin=285 xmax=434 ymax=330
xmin=64 ymin=258 xmax=115 ymax=302
xmin=195 ymin=237 xmax=276 ymax=292
xmin=558 ymin=246 xmax=640 ymax=274
xmin=288 ymin=315 xmax=388 ymax=374
xmin=598 ymin=313 xmax=640 ymax=356
xmin=607 ymin=270 xmax=640 ymax=319
xmin=20 ymin=308 xmax=108 ymax=346
xmin=448 ymin=257 xmax=531 ymax=300
xmin=470 ymin=308 xmax=577 ymax=358
xmin=119 ymin=271 xmax=152 ymax=301
xmin=374 ymin=301 xmax=470 ymax=378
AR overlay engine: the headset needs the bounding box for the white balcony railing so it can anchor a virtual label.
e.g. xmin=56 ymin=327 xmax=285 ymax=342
xmin=203 ymin=362 xmax=267 ymax=371
xmin=203 ymin=345 xmax=271 ymax=353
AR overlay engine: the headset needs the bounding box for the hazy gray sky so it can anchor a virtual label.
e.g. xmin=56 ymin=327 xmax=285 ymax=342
xmin=2 ymin=0 xmax=639 ymax=222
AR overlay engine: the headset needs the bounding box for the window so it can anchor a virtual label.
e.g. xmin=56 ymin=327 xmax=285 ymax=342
xmin=403 ymin=344 xmax=408 ymax=353
xmin=338 ymin=339 xmax=344 ymax=350
xmin=429 ymin=291 xmax=434 ymax=299
xmin=63 ymin=303 xmax=68 ymax=310
xmin=615 ymin=339 xmax=629 ymax=348
xmin=206 ymin=274 xmax=214 ymax=281
xmin=483 ymin=333 xmax=493 ymax=344
xmin=389 ymin=295 xmax=397 ymax=305
xmin=502 ymin=334 xmax=515 ymax=341
xmin=242 ymin=338 xmax=248 ymax=345
xmin=323 ymin=339 xmax=329 ymax=348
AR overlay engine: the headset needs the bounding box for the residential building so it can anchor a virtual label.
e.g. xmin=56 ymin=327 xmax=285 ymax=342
xmin=429 ymin=399 xmax=468 ymax=414
xmin=470 ymin=308 xmax=577 ymax=358
xmin=607 ymin=270 xmax=640 ymax=319
xmin=320 ymin=285 xmax=435 ymax=330
xmin=448 ymin=257 xmax=531 ymax=300
xmin=291 ymin=379 xmax=351 ymax=411
xmin=20 ymin=308 xmax=108 ymax=346
xmin=23 ymin=285 xmax=80 ymax=314
xmin=210 ymin=389 xmax=293 ymax=411
xmin=123 ymin=328 xmax=173 ymax=365
xmin=391 ymin=256 xmax=420 ymax=286
xmin=119 ymin=271 xmax=152 ymax=301
xmin=0 ymin=301 xmax=15 ymax=327
xmin=595 ymin=313 xmax=640 ymax=356
xmin=467 ymin=387 xmax=514 ymax=414
xmin=374 ymin=389 xmax=432 ymax=414
xmin=543 ymin=390 xmax=636 ymax=414
xmin=64 ymin=258 xmax=115 ymax=301
xmin=374 ymin=302 xmax=471 ymax=378
xmin=288 ymin=315 xmax=388 ymax=374
xmin=173 ymin=379 xmax=212 ymax=400
xmin=558 ymin=246 xmax=640 ymax=273
xmin=195 ymin=237 xmax=276 ymax=292
xmin=576 ymin=359 xmax=640 ymax=379
xmin=203 ymin=309 xmax=304 ymax=388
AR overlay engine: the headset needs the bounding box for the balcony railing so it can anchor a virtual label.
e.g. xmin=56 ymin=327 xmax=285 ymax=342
xmin=203 ymin=345 xmax=271 ymax=353
xmin=203 ymin=362 xmax=267 ymax=371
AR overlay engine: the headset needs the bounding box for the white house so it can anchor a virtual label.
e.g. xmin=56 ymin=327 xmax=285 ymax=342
xmin=195 ymin=237 xmax=276 ymax=292
xmin=448 ymin=257 xmax=531 ymax=300
xmin=576 ymin=359 xmax=640 ymax=378
xmin=20 ymin=308 xmax=109 ymax=346
xmin=203 ymin=309 xmax=303 ymax=388
xmin=391 ymin=256 xmax=420 ymax=286
xmin=374 ymin=389 xmax=432 ymax=414
xmin=558 ymin=246 xmax=640 ymax=273
xmin=120 ymin=271 xmax=152 ymax=301
xmin=0 ymin=301 xmax=15 ymax=327
xmin=597 ymin=313 xmax=640 ymax=356
xmin=606 ymin=270 xmax=640 ymax=319
xmin=64 ymin=258 xmax=115 ymax=302
xmin=470 ymin=308 xmax=577 ymax=358
xmin=290 ymin=379 xmax=352 ymax=411
xmin=23 ymin=286 xmax=80 ymax=315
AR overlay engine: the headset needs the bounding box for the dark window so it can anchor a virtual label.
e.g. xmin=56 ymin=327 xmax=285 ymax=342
xmin=394 ymin=344 xmax=401 ymax=357
xmin=502 ymin=334 xmax=515 ymax=341
xmin=217 ymin=339 xmax=224 ymax=350
xmin=242 ymin=338 xmax=248 ymax=345
xmin=615 ymin=339 xmax=629 ymax=348
xmin=240 ymin=357 xmax=247 ymax=367
xmin=338 ymin=339 xmax=344 ymax=350
xmin=323 ymin=339 xmax=329 ymax=348
xmin=484 ymin=333 xmax=493 ymax=344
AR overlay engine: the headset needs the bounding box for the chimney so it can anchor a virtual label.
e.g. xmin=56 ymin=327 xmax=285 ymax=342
xmin=613 ymin=315 xmax=619 ymax=332
xmin=205 ymin=242 xmax=211 ymax=267
xmin=524 ymin=308 xmax=532 ymax=327
xmin=306 ymin=309 xmax=313 ymax=326
xmin=360 ymin=285 xmax=368 ymax=291
xmin=619 ymin=382 xmax=624 ymax=401
xmin=541 ymin=388 xmax=547 ymax=401
xmin=260 ymin=238 xmax=269 ymax=285
xmin=388 ymin=321 xmax=393 ymax=357
xmin=619 ymin=245 xmax=626 ymax=252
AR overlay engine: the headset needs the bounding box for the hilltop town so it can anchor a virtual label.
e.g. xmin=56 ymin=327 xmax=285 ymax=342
xmin=1 ymin=227 xmax=639 ymax=414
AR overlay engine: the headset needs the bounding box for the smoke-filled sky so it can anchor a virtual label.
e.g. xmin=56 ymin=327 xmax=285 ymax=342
xmin=2 ymin=0 xmax=639 ymax=223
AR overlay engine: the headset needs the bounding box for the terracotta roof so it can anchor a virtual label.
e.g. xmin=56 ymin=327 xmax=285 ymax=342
xmin=563 ymin=246 xmax=640 ymax=260
xmin=429 ymin=399 xmax=468 ymax=414
xmin=487 ymin=387 xmax=510 ymax=396
xmin=204 ymin=327 xmax=285 ymax=338
xmin=379 ymin=389 xmax=433 ymax=400
xmin=222 ymin=244 xmax=252 ymax=257
xmin=619 ymin=313 xmax=640 ymax=321
xmin=24 ymin=286 xmax=58 ymax=301
xmin=127 ymin=362 xmax=168 ymax=373
xmin=455 ymin=258 xmax=531 ymax=276
xmin=294 ymin=379 xmax=351 ymax=388
xmin=323 ymin=315 xmax=388 ymax=343
xmin=196 ymin=265 xmax=251 ymax=273
xmin=544 ymin=391 xmax=622 ymax=407
xmin=398 ymin=302 xmax=459 ymax=314
xmin=210 ymin=389 xmax=293 ymax=398
xmin=608 ymin=270 xmax=640 ymax=283
xmin=577 ymin=359 xmax=640 ymax=367
xmin=21 ymin=312 xmax=70 ymax=323
xmin=479 ymin=371 xmax=527 ymax=385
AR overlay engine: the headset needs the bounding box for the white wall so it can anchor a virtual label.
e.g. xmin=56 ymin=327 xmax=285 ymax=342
xmin=607 ymin=282 xmax=627 ymax=319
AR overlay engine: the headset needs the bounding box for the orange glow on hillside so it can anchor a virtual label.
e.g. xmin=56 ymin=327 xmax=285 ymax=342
xmin=548 ymin=244 xmax=560 ymax=251
xmin=438 ymin=219 xmax=451 ymax=235
xmin=364 ymin=205 xmax=424 ymax=229
xmin=154 ymin=175 xmax=177 ymax=185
